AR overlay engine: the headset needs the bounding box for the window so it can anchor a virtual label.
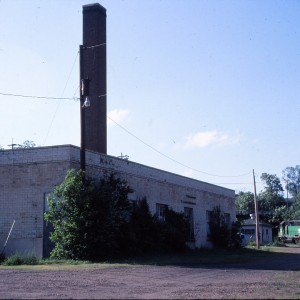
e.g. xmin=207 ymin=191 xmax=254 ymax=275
xmin=206 ymin=210 xmax=213 ymax=240
xmin=241 ymin=229 xmax=255 ymax=235
xmin=184 ymin=207 xmax=195 ymax=241
xmin=44 ymin=193 xmax=52 ymax=212
xmin=224 ymin=213 xmax=230 ymax=226
xmin=44 ymin=192 xmax=59 ymax=213
xmin=206 ymin=209 xmax=230 ymax=241
xmin=206 ymin=210 xmax=213 ymax=222
xmin=156 ymin=203 xmax=168 ymax=221
xmin=129 ymin=199 xmax=137 ymax=207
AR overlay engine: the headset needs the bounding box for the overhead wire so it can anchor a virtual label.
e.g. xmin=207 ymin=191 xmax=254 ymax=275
xmin=0 ymin=89 xmax=252 ymax=179
xmin=106 ymin=114 xmax=252 ymax=178
xmin=0 ymin=88 xmax=252 ymax=179
xmin=84 ymin=43 xmax=106 ymax=49
xmin=42 ymin=51 xmax=79 ymax=145
xmin=0 ymin=92 xmax=78 ymax=101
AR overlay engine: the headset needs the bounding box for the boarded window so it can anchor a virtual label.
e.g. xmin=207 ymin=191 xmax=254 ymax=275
xmin=224 ymin=213 xmax=230 ymax=226
xmin=241 ymin=229 xmax=255 ymax=235
xmin=206 ymin=210 xmax=213 ymax=240
xmin=156 ymin=203 xmax=168 ymax=221
xmin=184 ymin=207 xmax=195 ymax=241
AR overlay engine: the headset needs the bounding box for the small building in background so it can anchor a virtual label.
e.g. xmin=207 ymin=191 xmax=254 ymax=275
xmin=240 ymin=214 xmax=273 ymax=245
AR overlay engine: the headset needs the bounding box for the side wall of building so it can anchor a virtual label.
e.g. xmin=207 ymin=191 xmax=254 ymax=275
xmin=0 ymin=146 xmax=78 ymax=258
xmin=0 ymin=145 xmax=236 ymax=257
xmin=241 ymin=223 xmax=273 ymax=245
xmin=84 ymin=148 xmax=236 ymax=249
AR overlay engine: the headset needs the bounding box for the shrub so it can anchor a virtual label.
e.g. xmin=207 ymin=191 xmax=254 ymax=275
xmin=45 ymin=170 xmax=134 ymax=260
xmin=247 ymin=240 xmax=256 ymax=247
xmin=3 ymin=252 xmax=39 ymax=266
xmin=117 ymin=197 xmax=159 ymax=256
xmin=229 ymin=221 xmax=243 ymax=248
xmin=156 ymin=207 xmax=190 ymax=253
xmin=45 ymin=170 xmax=191 ymax=261
xmin=208 ymin=206 xmax=230 ymax=248
xmin=270 ymin=237 xmax=286 ymax=247
xmin=0 ymin=252 xmax=5 ymax=264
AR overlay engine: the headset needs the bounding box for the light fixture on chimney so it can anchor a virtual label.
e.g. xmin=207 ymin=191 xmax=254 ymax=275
xmin=81 ymin=78 xmax=90 ymax=108
xmin=83 ymin=96 xmax=90 ymax=107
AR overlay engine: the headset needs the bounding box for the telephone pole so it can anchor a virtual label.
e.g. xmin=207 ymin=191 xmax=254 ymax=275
xmin=253 ymin=169 xmax=260 ymax=249
xmin=283 ymin=177 xmax=289 ymax=208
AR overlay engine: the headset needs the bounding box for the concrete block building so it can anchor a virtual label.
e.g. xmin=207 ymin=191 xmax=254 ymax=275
xmin=0 ymin=145 xmax=235 ymax=257
xmin=0 ymin=3 xmax=236 ymax=257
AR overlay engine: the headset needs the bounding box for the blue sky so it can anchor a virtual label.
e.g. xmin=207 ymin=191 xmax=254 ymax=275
xmin=0 ymin=0 xmax=299 ymax=194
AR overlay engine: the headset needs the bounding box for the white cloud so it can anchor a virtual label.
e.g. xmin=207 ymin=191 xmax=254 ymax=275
xmin=181 ymin=169 xmax=194 ymax=178
xmin=107 ymin=109 xmax=129 ymax=126
xmin=183 ymin=130 xmax=239 ymax=149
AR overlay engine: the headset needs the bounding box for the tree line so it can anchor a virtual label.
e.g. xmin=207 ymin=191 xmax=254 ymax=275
xmin=0 ymin=140 xmax=36 ymax=150
xmin=236 ymin=165 xmax=300 ymax=231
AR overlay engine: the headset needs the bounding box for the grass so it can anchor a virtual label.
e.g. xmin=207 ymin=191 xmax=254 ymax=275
xmin=2 ymin=252 xmax=39 ymax=266
xmin=0 ymin=247 xmax=282 ymax=270
xmin=130 ymin=247 xmax=275 ymax=266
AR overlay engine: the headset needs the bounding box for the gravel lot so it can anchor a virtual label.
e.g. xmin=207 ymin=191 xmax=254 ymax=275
xmin=0 ymin=247 xmax=299 ymax=299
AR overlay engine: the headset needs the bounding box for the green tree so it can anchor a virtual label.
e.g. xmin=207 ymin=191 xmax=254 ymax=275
xmin=122 ymin=199 xmax=190 ymax=255
xmin=18 ymin=140 xmax=36 ymax=148
xmin=208 ymin=205 xmax=229 ymax=248
xmin=0 ymin=140 xmax=35 ymax=150
xmin=258 ymin=173 xmax=286 ymax=226
xmin=283 ymin=165 xmax=300 ymax=197
xmin=45 ymin=170 xmax=191 ymax=260
xmin=260 ymin=173 xmax=283 ymax=194
xmin=235 ymin=191 xmax=255 ymax=216
xmin=288 ymin=195 xmax=300 ymax=220
xmin=156 ymin=207 xmax=190 ymax=253
xmin=45 ymin=169 xmax=133 ymax=260
xmin=118 ymin=197 xmax=159 ymax=256
xmin=44 ymin=169 xmax=89 ymax=259
xmin=230 ymin=220 xmax=242 ymax=248
xmin=272 ymin=206 xmax=291 ymax=225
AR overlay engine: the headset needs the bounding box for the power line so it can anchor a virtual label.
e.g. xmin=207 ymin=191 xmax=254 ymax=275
xmin=61 ymin=51 xmax=79 ymax=98
xmin=0 ymin=88 xmax=252 ymax=179
xmin=107 ymin=115 xmax=251 ymax=178
xmin=72 ymin=85 xmax=80 ymax=99
xmin=84 ymin=43 xmax=106 ymax=49
xmin=43 ymin=51 xmax=80 ymax=145
xmin=213 ymin=182 xmax=254 ymax=185
xmin=0 ymin=92 xmax=78 ymax=101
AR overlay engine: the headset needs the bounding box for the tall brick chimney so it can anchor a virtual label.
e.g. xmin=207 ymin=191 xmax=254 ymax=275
xmin=81 ymin=3 xmax=107 ymax=154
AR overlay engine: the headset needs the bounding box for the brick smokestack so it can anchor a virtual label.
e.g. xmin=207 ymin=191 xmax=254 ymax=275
xmin=81 ymin=3 xmax=107 ymax=154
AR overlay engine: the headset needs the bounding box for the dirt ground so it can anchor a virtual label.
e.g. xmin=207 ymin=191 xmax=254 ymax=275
xmin=0 ymin=247 xmax=300 ymax=299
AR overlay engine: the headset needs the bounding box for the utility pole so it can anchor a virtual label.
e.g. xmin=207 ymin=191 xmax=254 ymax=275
xmin=118 ymin=152 xmax=129 ymax=160
xmin=253 ymin=169 xmax=260 ymax=249
xmin=283 ymin=177 xmax=289 ymax=208
xmin=80 ymin=45 xmax=86 ymax=173
xmin=8 ymin=138 xmax=20 ymax=150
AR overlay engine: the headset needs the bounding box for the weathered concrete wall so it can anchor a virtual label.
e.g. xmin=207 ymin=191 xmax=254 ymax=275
xmin=0 ymin=146 xmax=76 ymax=258
xmin=84 ymin=149 xmax=235 ymax=249
xmin=0 ymin=145 xmax=235 ymax=257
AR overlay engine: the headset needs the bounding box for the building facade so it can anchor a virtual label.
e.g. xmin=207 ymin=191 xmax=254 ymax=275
xmin=0 ymin=145 xmax=235 ymax=258
xmin=0 ymin=4 xmax=236 ymax=258
xmin=240 ymin=218 xmax=273 ymax=245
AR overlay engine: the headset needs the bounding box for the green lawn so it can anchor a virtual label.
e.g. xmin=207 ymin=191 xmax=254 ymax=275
xmin=2 ymin=246 xmax=296 ymax=270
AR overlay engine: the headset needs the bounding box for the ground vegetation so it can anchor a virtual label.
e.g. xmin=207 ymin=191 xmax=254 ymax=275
xmin=44 ymin=169 xmax=190 ymax=260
